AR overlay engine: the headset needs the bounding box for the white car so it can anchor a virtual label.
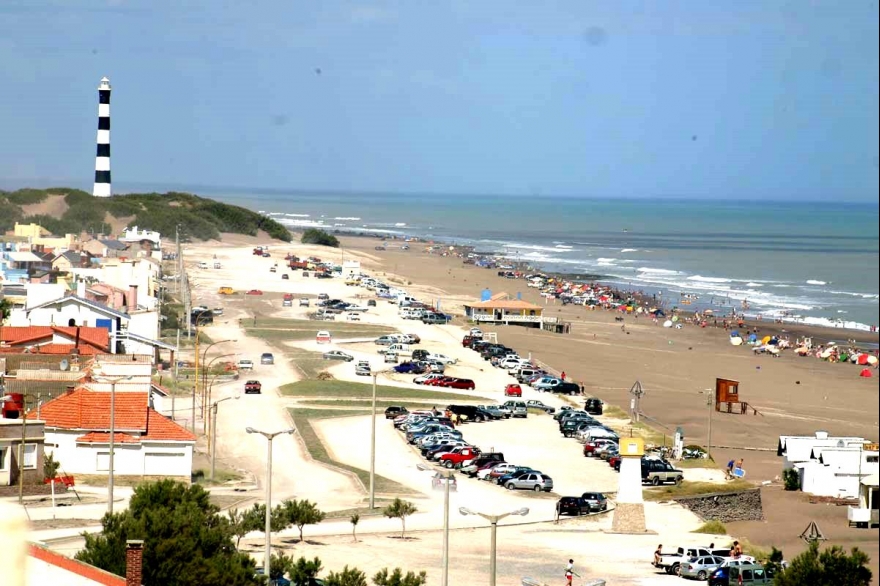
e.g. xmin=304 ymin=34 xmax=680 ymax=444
xmin=426 ymin=353 xmax=457 ymax=365
xmin=414 ymin=373 xmax=445 ymax=385
xmin=346 ymin=304 xmax=369 ymax=312
xmin=477 ymin=462 xmax=516 ymax=481
xmin=345 ymin=312 xmax=361 ymax=321
xmin=469 ymin=328 xmax=483 ymax=338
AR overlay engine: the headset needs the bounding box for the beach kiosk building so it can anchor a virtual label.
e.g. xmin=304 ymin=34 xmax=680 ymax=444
xmin=463 ymin=296 xmax=545 ymax=328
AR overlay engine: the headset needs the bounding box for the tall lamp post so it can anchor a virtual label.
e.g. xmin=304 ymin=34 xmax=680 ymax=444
xmin=459 ymin=506 xmax=529 ymax=586
xmin=0 ymin=394 xmax=30 ymax=505
xmin=209 ymin=395 xmax=239 ymax=481
xmin=368 ymin=369 xmax=390 ymax=509
xmin=202 ymin=352 xmax=237 ymax=421
xmin=246 ymin=426 xmax=296 ymax=575
xmin=92 ymin=373 xmax=133 ymax=515
xmin=417 ymin=464 xmax=453 ymax=586
xmin=195 ymin=337 xmax=236 ymax=429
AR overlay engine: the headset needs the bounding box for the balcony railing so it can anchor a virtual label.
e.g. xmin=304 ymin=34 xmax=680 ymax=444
xmin=471 ymin=313 xmax=544 ymax=323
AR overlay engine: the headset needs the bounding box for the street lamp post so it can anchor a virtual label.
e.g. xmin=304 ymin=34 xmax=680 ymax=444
xmin=196 ymin=338 xmax=236 ymax=428
xmin=210 ymin=395 xmax=239 ymax=481
xmin=246 ymin=426 xmax=296 ymax=576
xmin=92 ymin=373 xmax=133 ymax=515
xmin=459 ymin=506 xmax=529 ymax=586
xmin=202 ymin=352 xmax=237 ymax=422
xmin=417 ymin=464 xmax=453 ymax=586
xmin=369 ymin=371 xmax=379 ymax=509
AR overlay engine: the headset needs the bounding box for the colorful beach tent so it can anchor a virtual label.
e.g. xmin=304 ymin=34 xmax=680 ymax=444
xmin=663 ymin=320 xmax=673 ymax=328
xmin=868 ymin=356 xmax=879 ymax=366
xmin=857 ymin=354 xmax=869 ymax=365
xmin=860 ymin=368 xmax=873 ymax=378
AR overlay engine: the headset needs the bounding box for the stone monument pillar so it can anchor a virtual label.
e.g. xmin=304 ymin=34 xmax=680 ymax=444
xmin=612 ymin=437 xmax=647 ymax=533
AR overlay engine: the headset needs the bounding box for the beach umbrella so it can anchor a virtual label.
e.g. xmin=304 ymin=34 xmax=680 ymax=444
xmin=857 ymin=354 xmax=869 ymax=365
xmin=663 ymin=320 xmax=673 ymax=328
xmin=820 ymin=349 xmax=834 ymax=359
xmin=762 ymin=335 xmax=772 ymax=345
xmin=867 ymin=356 xmax=879 ymax=366
xmin=730 ymin=336 xmax=743 ymax=346
xmin=860 ymin=368 xmax=872 ymax=378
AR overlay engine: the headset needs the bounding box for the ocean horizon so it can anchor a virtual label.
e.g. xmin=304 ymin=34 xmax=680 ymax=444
xmin=5 ymin=182 xmax=878 ymax=331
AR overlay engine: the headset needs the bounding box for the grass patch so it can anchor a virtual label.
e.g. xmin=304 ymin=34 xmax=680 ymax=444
xmin=280 ymin=380 xmax=483 ymax=402
xmin=288 ymin=408 xmax=418 ymax=496
xmin=644 ymin=479 xmax=753 ymax=501
xmin=324 ymin=503 xmax=396 ymax=519
xmin=738 ymin=538 xmax=771 ymax=562
xmin=602 ymin=405 xmax=629 ymax=419
xmin=676 ymin=458 xmax=718 ymax=469
xmin=285 ymin=347 xmax=330 ymax=380
xmin=693 ymin=520 xmax=728 ymax=534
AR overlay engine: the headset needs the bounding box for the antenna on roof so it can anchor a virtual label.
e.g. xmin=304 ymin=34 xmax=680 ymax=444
xmin=59 ymin=359 xmax=70 ymax=372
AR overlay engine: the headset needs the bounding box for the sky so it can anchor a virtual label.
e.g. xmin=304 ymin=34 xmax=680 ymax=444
xmin=0 ymin=0 xmax=878 ymax=201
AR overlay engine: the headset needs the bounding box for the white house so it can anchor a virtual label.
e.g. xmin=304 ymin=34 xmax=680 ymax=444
xmin=32 ymin=389 xmax=195 ymax=480
xmin=778 ymin=432 xmax=878 ymax=498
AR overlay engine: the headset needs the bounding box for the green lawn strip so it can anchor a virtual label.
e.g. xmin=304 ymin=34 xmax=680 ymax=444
xmin=283 ymin=347 xmax=331 ymax=380
xmin=280 ymin=380 xmax=486 ymax=402
xmin=643 ymin=479 xmax=753 ymax=501
xmin=288 ymin=408 xmax=418 ymax=496
xmin=324 ymin=503 xmax=397 ymax=519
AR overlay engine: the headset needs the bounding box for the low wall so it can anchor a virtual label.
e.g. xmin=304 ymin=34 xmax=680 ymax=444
xmin=674 ymin=488 xmax=764 ymax=522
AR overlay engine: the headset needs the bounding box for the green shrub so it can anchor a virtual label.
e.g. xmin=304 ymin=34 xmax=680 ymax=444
xmin=301 ymin=228 xmax=340 ymax=248
xmin=5 ymin=188 xmax=50 ymax=205
xmin=693 ymin=520 xmax=727 ymax=534
xmin=782 ymin=468 xmax=800 ymax=491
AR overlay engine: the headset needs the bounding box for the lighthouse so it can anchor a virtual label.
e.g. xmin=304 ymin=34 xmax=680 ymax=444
xmin=92 ymin=77 xmax=112 ymax=197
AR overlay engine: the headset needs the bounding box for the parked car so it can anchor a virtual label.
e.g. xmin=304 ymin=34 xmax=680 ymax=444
xmin=580 ymin=492 xmax=608 ymax=512
xmin=437 ymin=378 xmax=475 ymax=390
xmin=414 ymin=373 xmax=445 ymax=385
xmin=680 ymin=556 xmax=727 ymax=581
xmin=384 ymin=406 xmax=408 ymax=419
xmin=546 ymin=381 xmax=581 ymax=395
xmin=556 ymin=497 xmax=591 ymax=516
xmin=709 ymin=563 xmax=772 ymax=586
xmin=394 ymin=362 xmax=425 ymax=374
xmin=246 ymin=289 xmax=264 ymax=295
xmin=244 ymin=380 xmax=262 ymax=394
xmin=355 ymin=361 xmax=371 ymax=376
xmin=504 ymin=384 xmax=522 ymax=397
xmin=431 ymin=472 xmax=457 ymax=492
xmin=476 ymin=405 xmax=506 ymax=420
xmin=525 ymin=400 xmax=556 ymax=414
xmin=438 ymin=446 xmax=480 ymax=469
xmin=426 ymin=353 xmax=457 ymax=365
xmin=502 ymin=400 xmax=527 ymax=418
xmin=260 ymin=353 xmax=275 ymax=365
xmin=642 ymin=459 xmax=684 ymax=486
xmin=281 ymin=273 xmax=289 ymax=280
xmin=583 ymin=439 xmax=618 ymax=457
xmin=532 ymin=377 xmax=562 ymax=391
xmin=504 ymin=472 xmax=554 ymax=492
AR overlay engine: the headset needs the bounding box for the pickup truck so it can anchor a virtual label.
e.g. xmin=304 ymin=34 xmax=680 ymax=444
xmin=642 ymin=458 xmax=684 ymax=486
xmin=438 ymin=446 xmax=480 ymax=469
xmin=526 ymin=400 xmax=556 ymax=414
xmin=656 ymin=546 xmax=734 ymax=576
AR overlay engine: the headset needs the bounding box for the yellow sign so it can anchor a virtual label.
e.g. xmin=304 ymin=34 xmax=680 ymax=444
xmin=620 ymin=437 xmax=644 ymax=457
xmin=865 ymin=443 xmax=879 ymax=452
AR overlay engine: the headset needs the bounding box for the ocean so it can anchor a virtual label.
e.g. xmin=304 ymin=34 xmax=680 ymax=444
xmin=195 ymin=188 xmax=880 ymax=331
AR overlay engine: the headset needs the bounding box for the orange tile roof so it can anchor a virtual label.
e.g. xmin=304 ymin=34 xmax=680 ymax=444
xmin=144 ymin=410 xmax=196 ymax=442
xmin=30 ymin=343 xmax=106 ymax=356
xmin=76 ymin=432 xmax=141 ymax=444
xmin=30 ymin=389 xmax=149 ymax=431
xmin=0 ymin=325 xmax=109 ymax=351
xmin=28 ymin=543 xmax=126 ymax=586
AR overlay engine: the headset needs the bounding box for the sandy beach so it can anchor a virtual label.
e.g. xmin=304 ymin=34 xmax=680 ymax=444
xmin=173 ymin=230 xmax=879 ymax=583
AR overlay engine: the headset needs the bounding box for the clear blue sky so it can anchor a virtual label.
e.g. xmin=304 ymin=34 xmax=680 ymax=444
xmin=1 ymin=0 xmax=877 ymax=201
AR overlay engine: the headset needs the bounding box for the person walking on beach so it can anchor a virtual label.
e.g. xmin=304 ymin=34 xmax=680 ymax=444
xmin=726 ymin=459 xmax=735 ymax=479
xmin=561 ymin=371 xmax=566 ymax=381
xmin=564 ymin=559 xmax=580 ymax=585
xmin=653 ymin=544 xmax=663 ymax=567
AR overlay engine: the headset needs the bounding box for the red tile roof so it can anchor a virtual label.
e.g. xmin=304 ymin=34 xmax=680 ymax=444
xmin=76 ymin=432 xmax=141 ymax=444
xmin=29 ymin=343 xmax=105 ymax=356
xmin=30 ymin=389 xmax=149 ymax=431
xmin=31 ymin=388 xmax=195 ymax=442
xmin=28 ymin=543 xmax=126 ymax=586
xmin=0 ymin=325 xmax=109 ymax=351
xmin=144 ymin=410 xmax=197 ymax=442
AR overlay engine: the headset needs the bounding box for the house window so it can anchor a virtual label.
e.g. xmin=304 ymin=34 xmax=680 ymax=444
xmin=867 ymin=455 xmax=879 ymax=463
xmin=0 ymin=447 xmax=7 ymax=471
xmin=96 ymin=452 xmax=110 ymax=471
xmin=23 ymin=444 xmax=37 ymax=469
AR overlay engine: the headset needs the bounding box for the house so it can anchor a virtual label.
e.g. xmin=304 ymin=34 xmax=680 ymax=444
xmin=848 ymin=472 xmax=879 ymax=528
xmin=463 ymin=296 xmax=545 ymax=328
xmin=0 ymin=325 xmax=110 ymax=355
xmin=120 ymin=226 xmax=162 ymax=261
xmin=14 ymin=222 xmax=51 ymax=239
xmin=52 ymin=250 xmax=89 ymax=272
xmin=778 ymin=432 xmax=878 ymax=498
xmin=81 ymin=238 xmax=129 ymax=259
xmin=0 ymin=413 xmax=46 ymax=487
xmin=27 ymin=542 xmax=128 ymax=586
xmin=30 ymin=389 xmax=195 ymax=480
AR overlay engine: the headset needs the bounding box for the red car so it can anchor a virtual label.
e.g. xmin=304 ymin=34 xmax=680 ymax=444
xmin=504 ymin=384 xmax=522 ymax=397
xmin=438 ymin=378 xmax=476 ymax=390
xmin=608 ymin=454 xmax=622 ymax=470
xmin=244 ymin=380 xmax=262 ymax=394
xmin=583 ymin=439 xmax=617 ymax=457
xmin=423 ymin=376 xmax=452 ymax=386
xmin=246 ymin=289 xmax=264 ymax=295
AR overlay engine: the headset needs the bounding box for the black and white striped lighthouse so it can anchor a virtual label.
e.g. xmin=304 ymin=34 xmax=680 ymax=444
xmin=92 ymin=76 xmax=112 ymax=197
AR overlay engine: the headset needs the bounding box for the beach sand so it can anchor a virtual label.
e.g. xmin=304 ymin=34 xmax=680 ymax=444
xmin=179 ymin=231 xmax=879 ymax=581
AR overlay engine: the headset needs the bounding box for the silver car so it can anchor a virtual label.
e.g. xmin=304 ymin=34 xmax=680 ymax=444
xmin=504 ymin=472 xmax=554 ymax=492
xmin=476 ymin=405 xmax=505 ymax=420
xmin=680 ymin=556 xmax=725 ymax=580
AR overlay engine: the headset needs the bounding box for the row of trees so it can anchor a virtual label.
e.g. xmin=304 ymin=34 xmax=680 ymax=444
xmin=227 ymin=498 xmax=326 ymax=547
xmin=271 ymin=555 xmax=426 ymax=586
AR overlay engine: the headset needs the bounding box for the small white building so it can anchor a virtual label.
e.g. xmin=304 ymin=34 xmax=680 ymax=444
xmin=34 ymin=389 xmax=195 ymax=480
xmin=779 ymin=432 xmax=878 ymax=498
xmin=342 ymin=260 xmax=361 ymax=280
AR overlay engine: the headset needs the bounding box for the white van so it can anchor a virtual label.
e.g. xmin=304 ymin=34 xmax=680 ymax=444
xmin=198 ymin=261 xmax=209 ymax=269
xmin=381 ymin=343 xmax=413 ymax=357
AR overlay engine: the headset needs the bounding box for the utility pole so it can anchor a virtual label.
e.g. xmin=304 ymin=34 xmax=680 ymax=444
xmin=707 ymin=392 xmax=713 ymax=455
xmin=629 ymin=380 xmax=644 ymax=423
